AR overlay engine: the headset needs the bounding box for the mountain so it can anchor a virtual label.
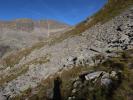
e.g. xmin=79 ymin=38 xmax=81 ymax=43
xmin=0 ymin=19 xmax=70 ymax=58
xmin=0 ymin=19 xmax=69 ymax=32
xmin=0 ymin=0 xmax=133 ymax=100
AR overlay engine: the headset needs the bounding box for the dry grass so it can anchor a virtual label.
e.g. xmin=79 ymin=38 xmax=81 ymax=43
xmin=1 ymin=41 xmax=47 ymax=68
xmin=0 ymin=55 xmax=50 ymax=86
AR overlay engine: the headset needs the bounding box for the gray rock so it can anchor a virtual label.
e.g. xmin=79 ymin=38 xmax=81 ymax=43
xmin=73 ymin=81 xmax=82 ymax=88
xmin=110 ymin=71 xmax=117 ymax=77
xmin=101 ymin=78 xmax=112 ymax=86
xmin=72 ymin=89 xmax=77 ymax=94
xmin=68 ymin=97 xmax=73 ymax=100
xmin=128 ymin=63 xmax=133 ymax=69
xmin=102 ymin=73 xmax=110 ymax=78
xmin=68 ymin=96 xmax=76 ymax=100
xmin=0 ymin=92 xmax=7 ymax=100
xmin=46 ymin=89 xmax=53 ymax=99
xmin=85 ymin=71 xmax=106 ymax=80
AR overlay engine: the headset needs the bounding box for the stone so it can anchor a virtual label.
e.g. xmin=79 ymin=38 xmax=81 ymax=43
xmin=73 ymin=81 xmax=82 ymax=88
xmin=128 ymin=63 xmax=133 ymax=69
xmin=0 ymin=94 xmax=6 ymax=100
xmin=68 ymin=97 xmax=73 ymax=100
xmin=5 ymin=67 xmax=10 ymax=71
xmin=102 ymin=73 xmax=110 ymax=78
xmin=46 ymin=89 xmax=53 ymax=99
xmin=68 ymin=96 xmax=76 ymax=100
xmin=85 ymin=71 xmax=105 ymax=81
xmin=101 ymin=78 xmax=112 ymax=86
xmin=72 ymin=89 xmax=77 ymax=94
xmin=110 ymin=71 xmax=117 ymax=77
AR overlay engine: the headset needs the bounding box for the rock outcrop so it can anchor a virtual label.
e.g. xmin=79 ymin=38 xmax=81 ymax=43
xmin=67 ymin=70 xmax=119 ymax=100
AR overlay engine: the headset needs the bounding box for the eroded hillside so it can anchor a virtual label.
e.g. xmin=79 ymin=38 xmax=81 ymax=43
xmin=0 ymin=0 xmax=133 ymax=100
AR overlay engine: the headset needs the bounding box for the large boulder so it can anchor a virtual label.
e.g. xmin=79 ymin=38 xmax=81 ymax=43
xmin=84 ymin=71 xmax=117 ymax=86
xmin=101 ymin=78 xmax=112 ymax=86
xmin=85 ymin=71 xmax=106 ymax=80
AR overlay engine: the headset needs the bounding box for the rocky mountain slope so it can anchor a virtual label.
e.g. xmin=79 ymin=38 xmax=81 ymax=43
xmin=0 ymin=19 xmax=70 ymax=58
xmin=0 ymin=0 xmax=133 ymax=99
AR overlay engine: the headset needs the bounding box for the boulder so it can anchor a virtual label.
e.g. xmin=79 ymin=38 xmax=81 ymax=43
xmin=101 ymin=78 xmax=112 ymax=86
xmin=85 ymin=71 xmax=106 ymax=81
xmin=102 ymin=73 xmax=110 ymax=78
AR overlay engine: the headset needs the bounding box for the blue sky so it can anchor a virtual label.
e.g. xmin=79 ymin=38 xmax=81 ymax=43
xmin=0 ymin=0 xmax=107 ymax=25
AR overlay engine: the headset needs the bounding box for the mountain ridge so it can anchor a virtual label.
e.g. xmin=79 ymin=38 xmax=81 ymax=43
xmin=0 ymin=19 xmax=70 ymax=32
